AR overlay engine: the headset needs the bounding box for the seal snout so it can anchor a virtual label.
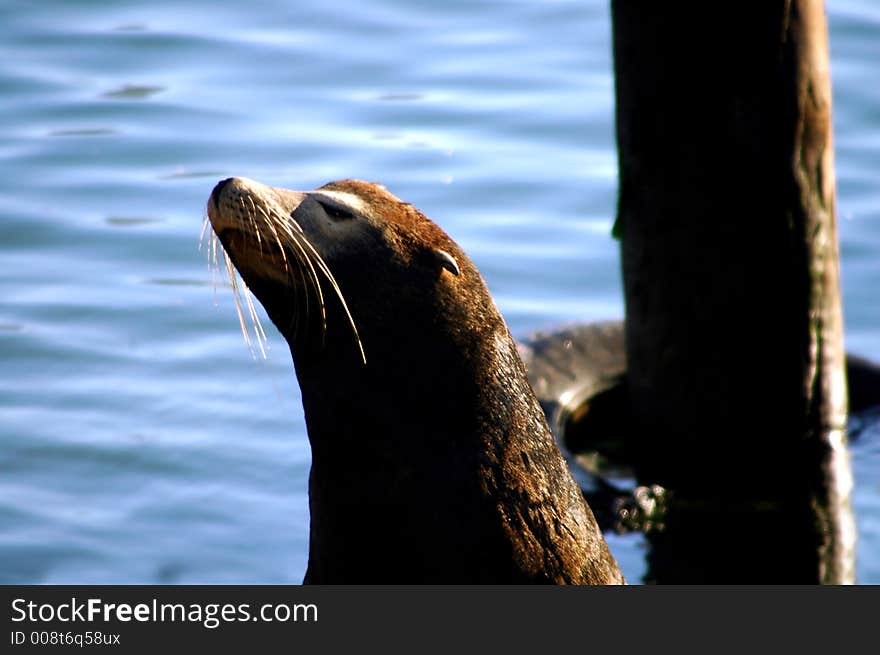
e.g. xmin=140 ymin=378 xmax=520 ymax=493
xmin=211 ymin=177 xmax=235 ymax=212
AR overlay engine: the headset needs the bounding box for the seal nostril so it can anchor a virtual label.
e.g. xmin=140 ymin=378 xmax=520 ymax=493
xmin=211 ymin=178 xmax=234 ymax=211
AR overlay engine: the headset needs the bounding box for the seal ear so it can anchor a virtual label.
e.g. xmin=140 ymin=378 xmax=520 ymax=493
xmin=432 ymin=248 xmax=460 ymax=277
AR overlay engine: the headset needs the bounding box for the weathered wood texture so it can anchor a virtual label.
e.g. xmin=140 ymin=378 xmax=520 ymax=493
xmin=612 ymin=1 xmax=854 ymax=583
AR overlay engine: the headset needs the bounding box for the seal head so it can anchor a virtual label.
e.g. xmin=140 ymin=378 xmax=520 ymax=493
xmin=207 ymin=177 xmax=624 ymax=584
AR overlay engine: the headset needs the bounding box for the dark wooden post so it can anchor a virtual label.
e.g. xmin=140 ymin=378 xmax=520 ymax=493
xmin=612 ymin=1 xmax=855 ymax=582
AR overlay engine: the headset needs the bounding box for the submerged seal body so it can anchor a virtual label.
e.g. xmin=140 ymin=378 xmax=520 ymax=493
xmin=206 ymin=177 xmax=624 ymax=584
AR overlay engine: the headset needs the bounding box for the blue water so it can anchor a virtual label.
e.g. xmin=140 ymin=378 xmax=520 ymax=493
xmin=1 ymin=0 xmax=877 ymax=584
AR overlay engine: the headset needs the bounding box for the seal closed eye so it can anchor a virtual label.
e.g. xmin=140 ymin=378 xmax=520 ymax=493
xmin=205 ymin=176 xmax=625 ymax=584
xmin=313 ymin=197 xmax=356 ymax=221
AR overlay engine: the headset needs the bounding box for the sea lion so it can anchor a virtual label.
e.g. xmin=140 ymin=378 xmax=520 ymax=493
xmin=205 ymin=176 xmax=624 ymax=584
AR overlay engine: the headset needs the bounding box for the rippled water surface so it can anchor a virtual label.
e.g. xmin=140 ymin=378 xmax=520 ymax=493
xmin=1 ymin=0 xmax=878 ymax=584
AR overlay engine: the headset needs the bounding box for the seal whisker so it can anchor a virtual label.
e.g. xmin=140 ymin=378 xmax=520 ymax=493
xmin=239 ymin=196 xmax=265 ymax=257
xmin=198 ymin=214 xmax=212 ymax=250
xmin=211 ymin=216 xmax=269 ymax=359
xmin=276 ymin=218 xmax=326 ymax=336
xmin=209 ymin=231 xmax=221 ymax=300
xmin=290 ymin=225 xmax=366 ymax=364
xmin=262 ymin=213 xmax=311 ymax=341
xmin=259 ymin=202 xmax=310 ymax=341
xmin=206 ymin=197 xmax=270 ymax=358
xmin=254 ymin=204 xmax=320 ymax=347
xmin=243 ymin=280 xmax=269 ymax=358
xmin=254 ymin=203 xmax=292 ymax=275
xmin=204 ymin=213 xmax=220 ymax=271
xmin=271 ymin=214 xmax=331 ymax=336
xmin=222 ymin=249 xmax=256 ymax=355
xmin=200 ymin=212 xmax=217 ymax=283
xmin=270 ymin=213 xmax=326 ymax=319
